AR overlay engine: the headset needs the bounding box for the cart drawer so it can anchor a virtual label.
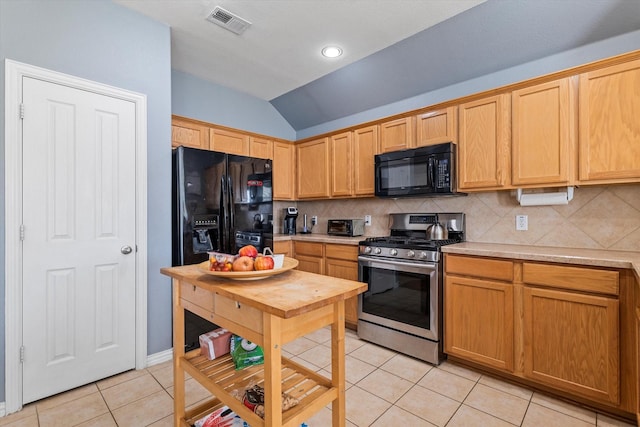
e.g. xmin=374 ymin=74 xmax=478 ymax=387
xmin=215 ymin=294 xmax=263 ymax=334
xmin=181 ymin=282 xmax=215 ymax=312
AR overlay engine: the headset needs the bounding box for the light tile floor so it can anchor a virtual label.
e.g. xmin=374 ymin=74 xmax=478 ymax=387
xmin=1 ymin=328 xmax=636 ymax=427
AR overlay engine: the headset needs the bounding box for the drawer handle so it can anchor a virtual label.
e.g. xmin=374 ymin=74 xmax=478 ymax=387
xmin=193 ymin=285 xmax=196 ymax=292
xmin=236 ymin=301 xmax=241 ymax=309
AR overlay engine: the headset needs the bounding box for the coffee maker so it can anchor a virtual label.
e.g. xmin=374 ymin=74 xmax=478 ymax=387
xmin=283 ymin=207 xmax=298 ymax=235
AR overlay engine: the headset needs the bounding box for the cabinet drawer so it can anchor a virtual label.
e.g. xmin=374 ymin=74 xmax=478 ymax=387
xmin=523 ymin=263 xmax=619 ymax=296
xmin=295 ymin=241 xmax=324 ymax=257
xmin=445 ymin=255 xmax=513 ymax=282
xmin=273 ymin=240 xmax=292 ymax=257
xmin=325 ymin=244 xmax=358 ymax=261
xmin=215 ymin=294 xmax=263 ymax=334
xmin=180 ymin=282 xmax=215 ymax=312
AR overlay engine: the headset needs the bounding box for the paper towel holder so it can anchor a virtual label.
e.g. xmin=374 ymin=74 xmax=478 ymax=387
xmin=516 ymin=186 xmax=574 ymax=206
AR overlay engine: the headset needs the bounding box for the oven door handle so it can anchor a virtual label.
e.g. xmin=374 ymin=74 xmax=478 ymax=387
xmin=359 ymin=256 xmax=437 ymax=273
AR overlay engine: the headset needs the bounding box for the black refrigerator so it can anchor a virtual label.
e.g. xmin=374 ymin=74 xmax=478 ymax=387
xmin=172 ymin=146 xmax=273 ymax=350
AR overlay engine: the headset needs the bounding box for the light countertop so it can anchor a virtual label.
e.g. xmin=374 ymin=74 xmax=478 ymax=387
xmin=273 ymin=233 xmax=363 ymax=245
xmin=442 ymin=242 xmax=640 ymax=281
xmin=272 ymin=236 xmax=640 ymax=281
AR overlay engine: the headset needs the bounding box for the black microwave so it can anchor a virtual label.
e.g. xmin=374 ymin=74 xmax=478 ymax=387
xmin=375 ymin=142 xmax=464 ymax=198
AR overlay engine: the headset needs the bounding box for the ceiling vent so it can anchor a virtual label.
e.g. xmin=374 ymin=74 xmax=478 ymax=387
xmin=206 ymin=6 xmax=251 ymax=35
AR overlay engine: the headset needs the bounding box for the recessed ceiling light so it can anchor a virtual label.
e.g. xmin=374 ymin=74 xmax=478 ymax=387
xmin=321 ymin=46 xmax=343 ymax=58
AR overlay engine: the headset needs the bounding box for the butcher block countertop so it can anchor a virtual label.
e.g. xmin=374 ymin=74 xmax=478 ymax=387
xmin=442 ymin=242 xmax=640 ymax=282
xmin=160 ymin=263 xmax=367 ymax=319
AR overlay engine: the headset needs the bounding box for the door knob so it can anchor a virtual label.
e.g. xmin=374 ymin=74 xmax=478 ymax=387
xmin=121 ymin=245 xmax=133 ymax=255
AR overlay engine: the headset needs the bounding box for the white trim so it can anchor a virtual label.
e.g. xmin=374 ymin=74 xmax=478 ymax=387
xmin=3 ymin=59 xmax=148 ymax=415
xmin=146 ymin=348 xmax=173 ymax=367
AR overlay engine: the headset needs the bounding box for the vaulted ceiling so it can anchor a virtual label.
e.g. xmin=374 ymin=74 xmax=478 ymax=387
xmin=116 ymin=0 xmax=640 ymax=130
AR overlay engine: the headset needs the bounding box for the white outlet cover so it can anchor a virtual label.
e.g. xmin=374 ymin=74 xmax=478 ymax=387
xmin=516 ymin=215 xmax=528 ymax=231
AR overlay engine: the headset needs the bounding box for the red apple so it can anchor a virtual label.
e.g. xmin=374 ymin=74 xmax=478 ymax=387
xmin=232 ymin=256 xmax=255 ymax=272
xmin=254 ymin=255 xmax=275 ymax=271
xmin=238 ymin=244 xmax=258 ymax=258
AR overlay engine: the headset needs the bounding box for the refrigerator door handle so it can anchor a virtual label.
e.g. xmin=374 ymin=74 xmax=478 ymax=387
xmin=227 ymin=175 xmax=235 ymax=232
xmin=221 ymin=175 xmax=229 ymax=252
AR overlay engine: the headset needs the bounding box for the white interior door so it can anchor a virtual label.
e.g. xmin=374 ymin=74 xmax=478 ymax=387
xmin=21 ymin=76 xmax=137 ymax=403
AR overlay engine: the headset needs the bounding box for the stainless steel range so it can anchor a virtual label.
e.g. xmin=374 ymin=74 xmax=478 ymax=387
xmin=357 ymin=212 xmax=465 ymax=365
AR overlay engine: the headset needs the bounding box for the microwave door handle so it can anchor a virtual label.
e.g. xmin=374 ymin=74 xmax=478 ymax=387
xmin=428 ymin=157 xmax=435 ymax=188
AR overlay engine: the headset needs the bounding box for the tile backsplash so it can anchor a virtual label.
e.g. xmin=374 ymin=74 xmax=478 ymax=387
xmin=276 ymin=183 xmax=640 ymax=251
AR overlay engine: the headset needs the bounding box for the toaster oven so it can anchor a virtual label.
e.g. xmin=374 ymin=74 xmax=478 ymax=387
xmin=327 ymin=219 xmax=365 ymax=237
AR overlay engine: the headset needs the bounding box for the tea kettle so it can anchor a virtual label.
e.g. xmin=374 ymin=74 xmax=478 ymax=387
xmin=426 ymin=216 xmax=448 ymax=240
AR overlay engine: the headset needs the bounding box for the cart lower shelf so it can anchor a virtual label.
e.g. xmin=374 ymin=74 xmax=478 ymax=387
xmin=180 ymin=350 xmax=338 ymax=427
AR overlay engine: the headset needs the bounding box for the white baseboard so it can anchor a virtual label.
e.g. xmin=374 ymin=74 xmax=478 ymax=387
xmin=0 ymin=352 xmax=173 ymax=419
xmin=146 ymin=348 xmax=173 ymax=367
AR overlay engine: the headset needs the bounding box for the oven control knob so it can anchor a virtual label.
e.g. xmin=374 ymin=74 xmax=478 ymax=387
xmin=390 ymin=249 xmax=398 ymax=256
xmin=374 ymin=247 xmax=382 ymax=254
xmin=419 ymin=251 xmax=428 ymax=259
xmin=407 ymin=250 xmax=415 ymax=258
xmin=363 ymin=246 xmax=372 ymax=254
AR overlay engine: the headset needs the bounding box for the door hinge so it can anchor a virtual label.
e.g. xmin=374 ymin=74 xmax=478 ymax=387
xmin=19 ymin=103 xmax=25 ymax=119
xmin=20 ymin=224 xmax=25 ymax=241
xmin=20 ymin=345 xmax=25 ymax=363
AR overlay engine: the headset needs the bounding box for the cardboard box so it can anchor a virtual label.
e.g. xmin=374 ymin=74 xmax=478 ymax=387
xmin=199 ymin=328 xmax=232 ymax=360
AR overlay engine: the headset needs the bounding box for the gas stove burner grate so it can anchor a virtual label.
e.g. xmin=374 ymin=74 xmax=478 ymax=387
xmin=361 ymin=236 xmax=461 ymax=249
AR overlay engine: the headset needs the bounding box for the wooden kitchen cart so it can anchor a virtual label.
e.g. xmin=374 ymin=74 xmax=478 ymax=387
xmin=160 ymin=264 xmax=367 ymax=427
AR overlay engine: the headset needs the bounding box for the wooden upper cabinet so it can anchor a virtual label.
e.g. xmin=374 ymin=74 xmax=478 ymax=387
xmin=353 ymin=125 xmax=379 ymax=196
xmin=296 ymin=137 xmax=330 ymax=199
xmin=512 ymin=77 xmax=576 ymax=187
xmin=273 ymin=141 xmax=295 ymax=200
xmin=416 ymin=107 xmax=457 ymax=147
xmin=210 ymin=127 xmax=250 ymax=156
xmin=330 ymin=131 xmax=353 ymax=197
xmin=579 ymin=59 xmax=640 ymax=184
xmin=172 ymin=117 xmax=209 ymax=149
xmin=249 ymin=136 xmax=273 ymax=160
xmin=458 ymin=94 xmax=511 ymax=191
xmin=379 ymin=117 xmax=414 ymax=153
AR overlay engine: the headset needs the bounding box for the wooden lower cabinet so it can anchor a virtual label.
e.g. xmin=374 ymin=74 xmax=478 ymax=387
xmin=293 ymin=241 xmax=324 ymax=275
xmin=293 ymin=241 xmax=360 ymax=328
xmin=273 ymin=240 xmax=292 ymax=258
xmin=444 ymin=253 xmax=636 ymax=418
xmin=445 ymin=275 xmax=514 ymax=371
xmin=325 ymin=244 xmax=359 ymax=327
xmin=523 ymin=286 xmax=619 ymax=404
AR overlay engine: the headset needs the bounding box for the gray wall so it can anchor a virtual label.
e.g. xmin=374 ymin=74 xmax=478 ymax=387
xmin=297 ymin=29 xmax=640 ymax=139
xmin=172 ymin=70 xmax=296 ymax=141
xmin=0 ymin=0 xmax=172 ymax=402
